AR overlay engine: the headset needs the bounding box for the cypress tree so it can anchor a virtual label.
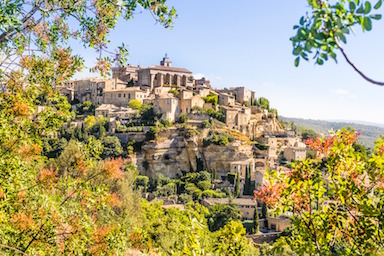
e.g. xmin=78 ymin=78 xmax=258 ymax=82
xmin=235 ymin=173 xmax=240 ymax=198
xmin=244 ymin=166 xmax=249 ymax=195
xmin=253 ymin=204 xmax=259 ymax=234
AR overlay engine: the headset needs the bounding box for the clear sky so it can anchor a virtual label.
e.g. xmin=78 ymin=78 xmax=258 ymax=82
xmin=74 ymin=1 xmax=384 ymax=124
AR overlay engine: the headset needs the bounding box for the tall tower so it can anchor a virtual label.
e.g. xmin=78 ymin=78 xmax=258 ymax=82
xmin=160 ymin=53 xmax=172 ymax=67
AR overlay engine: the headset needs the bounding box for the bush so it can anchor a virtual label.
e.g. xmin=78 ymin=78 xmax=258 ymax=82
xmin=146 ymin=126 xmax=158 ymax=140
xmin=168 ymin=89 xmax=179 ymax=96
xmin=227 ymin=172 xmax=237 ymax=185
xmin=203 ymin=94 xmax=218 ymax=105
xmin=202 ymin=120 xmax=211 ymax=128
xmin=197 ymin=180 xmax=211 ymax=191
xmin=161 ymin=119 xmax=171 ymax=128
xmin=129 ymin=99 xmax=143 ymax=110
xmin=178 ymin=114 xmax=189 ymax=124
xmin=178 ymin=193 xmax=193 ymax=204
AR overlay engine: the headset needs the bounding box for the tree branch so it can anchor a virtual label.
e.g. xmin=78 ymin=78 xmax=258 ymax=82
xmin=335 ymin=39 xmax=384 ymax=86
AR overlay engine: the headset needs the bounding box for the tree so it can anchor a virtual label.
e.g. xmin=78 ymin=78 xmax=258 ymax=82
xmin=213 ymin=221 xmax=255 ymax=255
xmin=252 ymin=204 xmax=259 ymax=234
xmin=258 ymin=97 xmax=270 ymax=110
xmin=129 ymin=99 xmax=143 ymax=110
xmin=203 ymin=94 xmax=218 ymax=105
xmin=293 ymin=0 xmax=384 ymax=86
xmin=255 ymin=129 xmax=384 ymax=255
xmin=101 ymin=136 xmax=123 ymax=159
xmin=235 ymin=173 xmax=240 ymax=198
xmin=206 ymin=203 xmax=241 ymax=232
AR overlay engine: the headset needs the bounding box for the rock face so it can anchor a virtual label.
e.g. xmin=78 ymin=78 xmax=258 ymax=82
xmin=135 ymin=128 xmax=253 ymax=178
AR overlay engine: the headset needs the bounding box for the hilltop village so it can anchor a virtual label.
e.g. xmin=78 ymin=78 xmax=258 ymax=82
xmin=58 ymin=55 xmax=308 ymax=235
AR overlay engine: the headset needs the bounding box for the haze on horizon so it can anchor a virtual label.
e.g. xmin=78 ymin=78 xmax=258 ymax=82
xmin=73 ymin=1 xmax=384 ymax=125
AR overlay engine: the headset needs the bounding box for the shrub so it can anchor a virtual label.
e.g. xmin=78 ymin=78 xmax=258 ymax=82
xmin=129 ymin=99 xmax=143 ymax=110
xmin=146 ymin=126 xmax=158 ymax=140
xmin=227 ymin=172 xmax=237 ymax=185
xmin=168 ymin=89 xmax=179 ymax=95
xmin=202 ymin=120 xmax=211 ymax=128
xmin=178 ymin=193 xmax=192 ymax=204
xmin=197 ymin=180 xmax=211 ymax=191
xmin=203 ymin=94 xmax=218 ymax=105
xmin=178 ymin=114 xmax=189 ymax=123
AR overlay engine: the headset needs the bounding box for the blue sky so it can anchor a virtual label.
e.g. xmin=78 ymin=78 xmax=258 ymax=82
xmin=74 ymin=1 xmax=384 ymax=124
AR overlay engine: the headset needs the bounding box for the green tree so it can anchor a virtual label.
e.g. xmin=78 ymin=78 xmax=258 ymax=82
xmin=203 ymin=94 xmax=218 ymax=105
xmin=213 ymin=221 xmax=256 ymax=255
xmin=235 ymin=173 xmax=240 ymax=198
xmin=252 ymin=204 xmax=259 ymax=234
xmin=207 ymin=203 xmax=241 ymax=232
xmin=101 ymin=136 xmax=123 ymax=158
xmin=129 ymin=99 xmax=143 ymax=110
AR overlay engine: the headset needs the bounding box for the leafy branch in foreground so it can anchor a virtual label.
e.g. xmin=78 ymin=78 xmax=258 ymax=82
xmin=293 ymin=0 xmax=384 ymax=86
xmin=256 ymin=128 xmax=384 ymax=255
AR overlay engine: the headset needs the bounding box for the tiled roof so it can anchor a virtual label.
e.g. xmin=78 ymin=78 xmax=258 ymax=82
xmin=145 ymin=65 xmax=192 ymax=74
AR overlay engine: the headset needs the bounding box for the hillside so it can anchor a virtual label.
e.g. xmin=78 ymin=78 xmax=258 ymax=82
xmin=280 ymin=116 xmax=384 ymax=149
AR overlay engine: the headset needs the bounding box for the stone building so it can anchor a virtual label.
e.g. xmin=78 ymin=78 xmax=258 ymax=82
xmin=218 ymin=92 xmax=235 ymax=106
xmin=230 ymin=86 xmax=255 ymax=104
xmin=229 ymin=158 xmax=256 ymax=180
xmin=64 ymin=77 xmax=103 ymax=103
xmin=111 ymin=64 xmax=140 ymax=83
xmin=93 ymin=78 xmax=126 ymax=105
xmin=103 ymin=86 xmax=149 ymax=107
xmin=179 ymin=90 xmax=205 ymax=114
xmin=222 ymin=106 xmax=238 ymax=128
xmin=95 ymin=104 xmax=137 ymax=120
xmin=153 ymin=94 xmax=180 ymax=122
xmin=137 ymin=55 xmax=193 ymax=90
xmin=284 ymin=146 xmax=306 ymax=162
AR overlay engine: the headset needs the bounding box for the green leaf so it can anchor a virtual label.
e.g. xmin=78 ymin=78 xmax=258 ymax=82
xmin=317 ymin=58 xmax=324 ymax=65
xmin=335 ymin=32 xmax=347 ymax=43
xmin=364 ymin=16 xmax=372 ymax=31
xmin=293 ymin=46 xmax=302 ymax=56
xmin=365 ymin=1 xmax=372 ymax=14
xmin=294 ymin=57 xmax=300 ymax=67
xmin=350 ymin=1 xmax=356 ymax=12
xmin=370 ymin=14 xmax=382 ymax=20
xmin=356 ymin=5 xmax=365 ymax=13
xmin=374 ymin=0 xmax=382 ymax=9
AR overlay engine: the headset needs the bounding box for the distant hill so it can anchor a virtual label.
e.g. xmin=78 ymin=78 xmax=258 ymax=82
xmin=280 ymin=116 xmax=384 ymax=149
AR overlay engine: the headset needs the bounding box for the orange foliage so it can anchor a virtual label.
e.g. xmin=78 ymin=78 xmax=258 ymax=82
xmin=106 ymin=192 xmax=121 ymax=207
xmin=0 ymin=187 xmax=4 ymax=199
xmin=305 ymin=131 xmax=361 ymax=156
xmin=13 ymin=212 xmax=36 ymax=230
xmin=254 ymin=183 xmax=284 ymax=207
xmin=90 ymin=225 xmax=113 ymax=254
xmin=18 ymin=144 xmax=42 ymax=159
xmin=39 ymin=166 xmax=58 ymax=185
xmin=12 ymin=99 xmax=30 ymax=116
xmin=102 ymin=158 xmax=125 ymax=179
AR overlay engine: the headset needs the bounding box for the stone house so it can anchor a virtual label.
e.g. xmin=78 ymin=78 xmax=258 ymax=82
xmin=284 ymin=146 xmax=307 ymax=162
xmin=111 ymin=64 xmax=140 ymax=83
xmin=95 ymin=104 xmax=137 ymax=120
xmin=222 ymin=106 xmax=238 ymax=128
xmin=218 ymin=92 xmax=235 ymax=106
xmin=179 ymin=90 xmax=205 ymax=114
xmin=103 ymin=87 xmax=149 ymax=107
xmin=153 ymin=94 xmax=180 ymax=122
xmin=65 ymin=77 xmax=103 ymax=103
xmin=93 ymin=78 xmax=126 ymax=105
xmin=229 ymin=86 xmax=255 ymax=104
xmin=229 ymin=158 xmax=256 ymax=180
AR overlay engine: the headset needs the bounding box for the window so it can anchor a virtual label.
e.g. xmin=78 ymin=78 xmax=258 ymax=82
xmin=124 ymin=94 xmax=125 ymax=98
xmin=186 ymin=101 xmax=189 ymax=106
xmin=118 ymin=93 xmax=121 ymax=98
xmin=166 ymin=99 xmax=170 ymax=104
xmin=128 ymin=94 xmax=131 ymax=99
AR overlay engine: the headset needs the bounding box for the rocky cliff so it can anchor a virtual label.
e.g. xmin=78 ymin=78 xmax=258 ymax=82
xmin=133 ymin=128 xmax=253 ymax=178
